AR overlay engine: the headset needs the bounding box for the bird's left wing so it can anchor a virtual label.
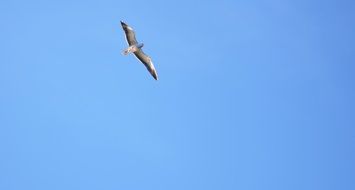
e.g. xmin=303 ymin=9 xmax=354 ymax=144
xmin=133 ymin=50 xmax=158 ymax=80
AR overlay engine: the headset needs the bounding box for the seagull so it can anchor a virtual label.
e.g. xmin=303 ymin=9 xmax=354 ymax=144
xmin=120 ymin=21 xmax=158 ymax=80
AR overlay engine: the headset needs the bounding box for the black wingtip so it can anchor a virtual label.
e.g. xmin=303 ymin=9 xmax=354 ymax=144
xmin=152 ymin=72 xmax=158 ymax=81
xmin=120 ymin=21 xmax=126 ymax=26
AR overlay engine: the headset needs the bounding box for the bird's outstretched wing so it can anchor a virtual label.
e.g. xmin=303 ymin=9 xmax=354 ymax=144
xmin=134 ymin=49 xmax=158 ymax=80
xmin=120 ymin=21 xmax=137 ymax=46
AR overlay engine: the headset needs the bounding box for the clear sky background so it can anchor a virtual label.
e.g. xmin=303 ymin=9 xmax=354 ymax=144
xmin=0 ymin=0 xmax=354 ymax=189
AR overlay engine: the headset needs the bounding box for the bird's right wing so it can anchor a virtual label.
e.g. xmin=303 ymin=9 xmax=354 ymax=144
xmin=120 ymin=21 xmax=138 ymax=46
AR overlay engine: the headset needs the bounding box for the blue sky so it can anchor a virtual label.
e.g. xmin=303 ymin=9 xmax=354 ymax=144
xmin=0 ymin=0 xmax=354 ymax=189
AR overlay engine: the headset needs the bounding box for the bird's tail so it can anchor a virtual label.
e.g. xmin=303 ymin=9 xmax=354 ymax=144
xmin=122 ymin=48 xmax=130 ymax=55
xmin=122 ymin=45 xmax=136 ymax=55
xmin=122 ymin=50 xmax=128 ymax=55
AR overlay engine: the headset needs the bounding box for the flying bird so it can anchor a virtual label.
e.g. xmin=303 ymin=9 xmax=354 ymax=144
xmin=120 ymin=21 xmax=158 ymax=80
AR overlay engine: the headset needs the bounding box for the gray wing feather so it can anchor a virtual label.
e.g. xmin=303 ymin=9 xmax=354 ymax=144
xmin=134 ymin=50 xmax=158 ymax=80
xmin=120 ymin=21 xmax=137 ymax=45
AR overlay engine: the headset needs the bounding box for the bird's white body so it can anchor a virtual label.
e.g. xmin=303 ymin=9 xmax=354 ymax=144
xmin=122 ymin=43 xmax=144 ymax=55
